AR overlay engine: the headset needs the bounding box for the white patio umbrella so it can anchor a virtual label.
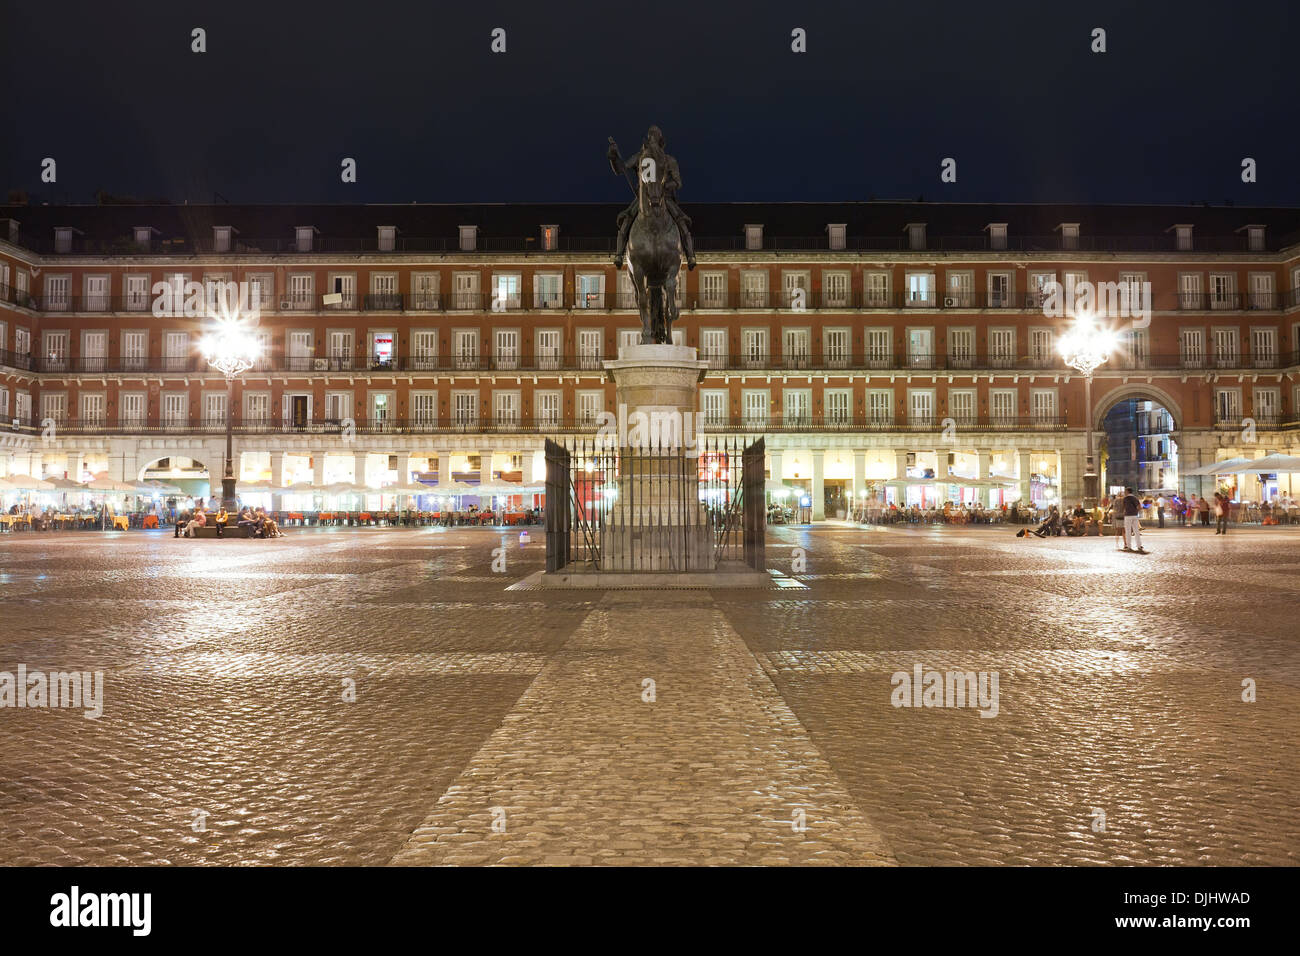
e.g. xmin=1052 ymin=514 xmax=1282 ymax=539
xmin=85 ymin=476 xmax=137 ymax=493
xmin=45 ymin=476 xmax=86 ymax=491
xmin=1217 ymin=453 xmax=1300 ymax=474
xmin=1182 ymin=457 xmax=1251 ymax=476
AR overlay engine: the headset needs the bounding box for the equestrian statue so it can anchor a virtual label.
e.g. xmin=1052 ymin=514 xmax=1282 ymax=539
xmin=607 ymin=126 xmax=697 ymax=345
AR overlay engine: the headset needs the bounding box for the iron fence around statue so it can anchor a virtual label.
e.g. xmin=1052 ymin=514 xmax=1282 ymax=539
xmin=543 ymin=435 xmax=764 ymax=573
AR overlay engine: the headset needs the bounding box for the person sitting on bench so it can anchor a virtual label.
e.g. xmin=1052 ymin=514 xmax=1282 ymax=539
xmin=184 ymin=509 xmax=207 ymax=537
xmin=236 ymin=506 xmax=257 ymax=537
xmin=213 ymin=506 xmax=229 ymax=538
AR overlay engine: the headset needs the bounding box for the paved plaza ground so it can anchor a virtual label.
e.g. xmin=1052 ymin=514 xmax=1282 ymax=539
xmin=0 ymin=523 xmax=1296 ymax=866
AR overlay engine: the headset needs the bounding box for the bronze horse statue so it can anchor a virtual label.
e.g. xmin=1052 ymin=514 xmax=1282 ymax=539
xmin=609 ymin=135 xmax=683 ymax=345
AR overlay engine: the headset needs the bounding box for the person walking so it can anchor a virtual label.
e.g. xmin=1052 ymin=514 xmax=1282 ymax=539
xmin=1121 ymin=486 xmax=1147 ymax=553
xmin=1214 ymin=492 xmax=1230 ymax=535
xmin=1198 ymin=494 xmax=1211 ymax=527
xmin=1156 ymin=494 xmax=1166 ymax=528
xmin=1182 ymin=494 xmax=1195 ymax=527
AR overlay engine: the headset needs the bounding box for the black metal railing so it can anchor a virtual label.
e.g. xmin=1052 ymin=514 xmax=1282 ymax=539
xmin=5 ymin=347 xmax=1299 ymax=377
xmin=6 ymin=283 xmax=1298 ymax=316
xmin=542 ymin=435 xmax=755 ymax=573
xmin=0 ymin=413 xmax=1073 ymax=437
xmin=13 ymin=230 xmax=1293 ymax=258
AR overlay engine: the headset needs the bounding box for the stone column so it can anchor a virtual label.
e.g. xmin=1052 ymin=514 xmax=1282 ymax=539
xmin=519 ymin=448 xmax=536 ymax=509
xmin=313 ymin=452 xmax=327 ymax=486
xmin=437 ymin=451 xmax=453 ymax=486
xmin=769 ymin=449 xmax=783 ymax=482
xmin=270 ymin=451 xmax=285 ymax=512
xmin=977 ymin=448 xmax=993 ymax=479
xmin=353 ymin=451 xmax=369 ymax=487
xmin=811 ymin=449 xmax=826 ymax=520
xmin=65 ymin=452 xmax=82 ymax=481
xmin=933 ymin=448 xmax=949 ymax=506
xmin=394 ymin=453 xmax=411 ymax=484
xmin=1017 ymin=449 xmax=1033 ymax=504
xmin=853 ymin=451 xmax=866 ymax=500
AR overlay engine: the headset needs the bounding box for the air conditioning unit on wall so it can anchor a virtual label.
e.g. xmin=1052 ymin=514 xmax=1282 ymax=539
xmin=943 ymin=296 xmax=960 ymax=307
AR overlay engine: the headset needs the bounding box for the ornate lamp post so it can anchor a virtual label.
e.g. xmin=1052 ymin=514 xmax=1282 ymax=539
xmin=200 ymin=313 xmax=261 ymax=512
xmin=1058 ymin=312 xmax=1117 ymax=505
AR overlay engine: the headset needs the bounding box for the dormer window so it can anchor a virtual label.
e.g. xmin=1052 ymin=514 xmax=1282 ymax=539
xmin=1244 ymin=225 xmax=1265 ymax=252
xmin=1172 ymin=224 xmax=1193 ymax=251
xmin=377 ymin=225 xmax=396 ymax=252
xmin=745 ymin=224 xmax=763 ymax=251
xmin=295 ymin=226 xmax=316 ymax=253
xmin=986 ymin=222 xmax=1008 ymax=250
xmin=827 ymin=223 xmax=846 ymax=251
xmin=905 ymin=222 xmax=926 ymax=250
xmin=133 ymin=226 xmax=156 ymax=249
xmin=459 ymin=225 xmax=478 ymax=252
xmin=3 ymin=219 xmax=17 ymax=243
xmin=540 ymin=224 xmax=559 ymax=251
xmin=54 ymin=227 xmax=75 ymax=254
xmin=212 ymin=226 xmax=233 ymax=253
xmin=1057 ymin=222 xmax=1080 ymax=250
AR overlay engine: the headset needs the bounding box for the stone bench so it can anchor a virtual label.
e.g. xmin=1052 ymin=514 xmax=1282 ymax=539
xmin=186 ymin=524 xmax=251 ymax=539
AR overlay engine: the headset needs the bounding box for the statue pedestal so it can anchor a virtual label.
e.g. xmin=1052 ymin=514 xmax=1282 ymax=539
xmin=526 ymin=343 xmax=778 ymax=589
xmin=602 ymin=344 xmax=713 ymax=572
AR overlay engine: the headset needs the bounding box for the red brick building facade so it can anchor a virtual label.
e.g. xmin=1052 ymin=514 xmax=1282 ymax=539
xmin=2 ymin=200 xmax=1298 ymax=516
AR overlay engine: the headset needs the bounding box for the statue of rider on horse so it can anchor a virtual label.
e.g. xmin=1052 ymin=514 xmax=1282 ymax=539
xmin=607 ymin=126 xmax=697 ymax=345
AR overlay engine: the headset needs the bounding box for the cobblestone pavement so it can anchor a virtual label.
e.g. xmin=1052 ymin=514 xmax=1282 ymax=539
xmin=0 ymin=524 xmax=1295 ymax=865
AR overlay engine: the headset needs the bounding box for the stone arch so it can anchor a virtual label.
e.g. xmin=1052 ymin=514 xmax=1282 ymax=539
xmin=1092 ymin=382 xmax=1184 ymax=432
xmin=136 ymin=454 xmax=210 ymax=484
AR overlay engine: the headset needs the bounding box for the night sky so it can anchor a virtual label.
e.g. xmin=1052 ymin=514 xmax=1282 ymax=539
xmin=2 ymin=0 xmax=1296 ymax=206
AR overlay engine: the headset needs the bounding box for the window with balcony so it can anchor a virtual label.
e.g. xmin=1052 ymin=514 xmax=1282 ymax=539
xmin=1215 ymin=388 xmax=1241 ymax=422
xmin=866 ymin=328 xmax=891 ymax=368
xmin=1179 ymin=328 xmax=1205 ymax=368
xmin=410 ymin=330 xmax=437 ymax=370
xmin=867 ymin=389 xmax=892 ymax=425
xmin=576 ymin=273 xmax=605 ymax=309
xmin=864 ymin=272 xmax=889 ymax=307
xmin=824 ymin=328 xmax=850 ymax=368
xmin=534 ymin=273 xmax=562 ymax=308
xmin=949 ymin=389 xmax=976 ymax=425
xmin=822 ymin=271 xmax=850 ymax=307
xmin=410 ymin=392 xmax=437 ymax=427
xmin=411 ymin=272 xmax=440 ymax=310
xmin=945 ymin=272 xmax=974 ymax=307
xmin=43 ymin=331 xmax=69 ymax=371
xmin=1029 ymin=329 xmax=1054 ymax=368
xmin=84 ymin=276 xmax=109 ymax=311
xmin=1252 ymin=387 xmax=1280 ymax=423
xmin=783 ymin=389 xmax=811 ymax=426
xmin=742 ymin=390 xmax=768 ymax=428
xmin=326 ymin=330 xmax=354 ymax=370
xmin=781 ymin=271 xmax=810 ymax=309
xmin=1213 ymin=328 xmax=1240 ymax=368
xmin=577 ymin=391 xmax=603 ymax=425
xmin=41 ymin=392 xmax=68 ymax=424
xmin=79 ymin=392 xmax=106 ymax=426
xmin=202 ymin=392 xmax=226 ymax=429
xmin=81 ymin=332 xmax=106 ymax=372
xmin=699 ymin=272 xmax=727 ymax=308
xmin=118 ymin=392 xmax=144 ymax=428
xmin=45 ymin=276 xmax=70 ymax=311
xmin=536 ymin=329 xmax=561 ymax=370
xmin=1248 ymin=273 xmax=1274 ymax=310
xmin=990 ymin=389 xmax=1017 ymax=426
xmin=700 ymin=390 xmax=727 ymax=427
xmin=578 ymin=329 xmax=602 ymax=369
xmin=495 ymin=329 xmax=520 ymax=370
xmin=949 ymin=328 xmax=975 ymax=369
xmin=491 ymin=273 xmax=521 ymax=310
xmin=1251 ymin=328 xmax=1278 ymax=367
xmin=287 ymin=274 xmax=313 ymax=309
xmin=700 ymin=329 xmax=727 ymax=367
xmin=989 ymin=328 xmax=1015 ymax=368
xmin=1030 ymin=389 xmax=1058 ymax=424
xmin=741 ymin=328 xmax=768 ymax=368
xmin=453 ymin=391 xmax=478 ymax=426
xmin=825 ymin=389 xmax=851 ymax=425
xmin=908 ymin=389 xmax=935 ymax=426
xmin=161 ymin=393 xmax=188 ymax=428
xmin=1178 ymin=273 xmax=1204 ymax=310
xmin=988 ymin=272 xmax=1012 ymax=308
xmin=452 ymin=272 xmax=480 ymax=309
xmin=906 ymin=272 xmax=934 ymax=307
xmin=453 ymin=330 xmax=478 ymax=369
xmin=1210 ymin=273 xmax=1236 ymax=309
xmin=535 ymin=391 xmax=561 ymax=427
xmin=327 ymin=274 xmax=356 ymax=309
xmin=493 ymin=391 xmax=520 ymax=426
xmin=782 ymin=328 xmax=810 ymax=368
xmin=740 ymin=271 xmax=768 ymax=308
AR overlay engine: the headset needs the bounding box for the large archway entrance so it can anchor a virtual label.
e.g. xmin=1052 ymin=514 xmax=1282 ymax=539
xmin=1099 ymin=399 xmax=1178 ymax=496
xmin=137 ymin=456 xmax=211 ymax=500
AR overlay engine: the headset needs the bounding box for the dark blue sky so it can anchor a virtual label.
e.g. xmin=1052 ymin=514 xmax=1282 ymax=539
xmin=2 ymin=0 xmax=1296 ymax=206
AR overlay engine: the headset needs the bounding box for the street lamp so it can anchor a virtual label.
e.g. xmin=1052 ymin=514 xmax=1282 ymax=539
xmin=200 ymin=311 xmax=261 ymax=512
xmin=1058 ymin=311 xmax=1117 ymax=505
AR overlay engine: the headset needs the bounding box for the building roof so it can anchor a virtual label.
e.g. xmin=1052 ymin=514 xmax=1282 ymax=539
xmin=3 ymin=200 xmax=1299 ymax=255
